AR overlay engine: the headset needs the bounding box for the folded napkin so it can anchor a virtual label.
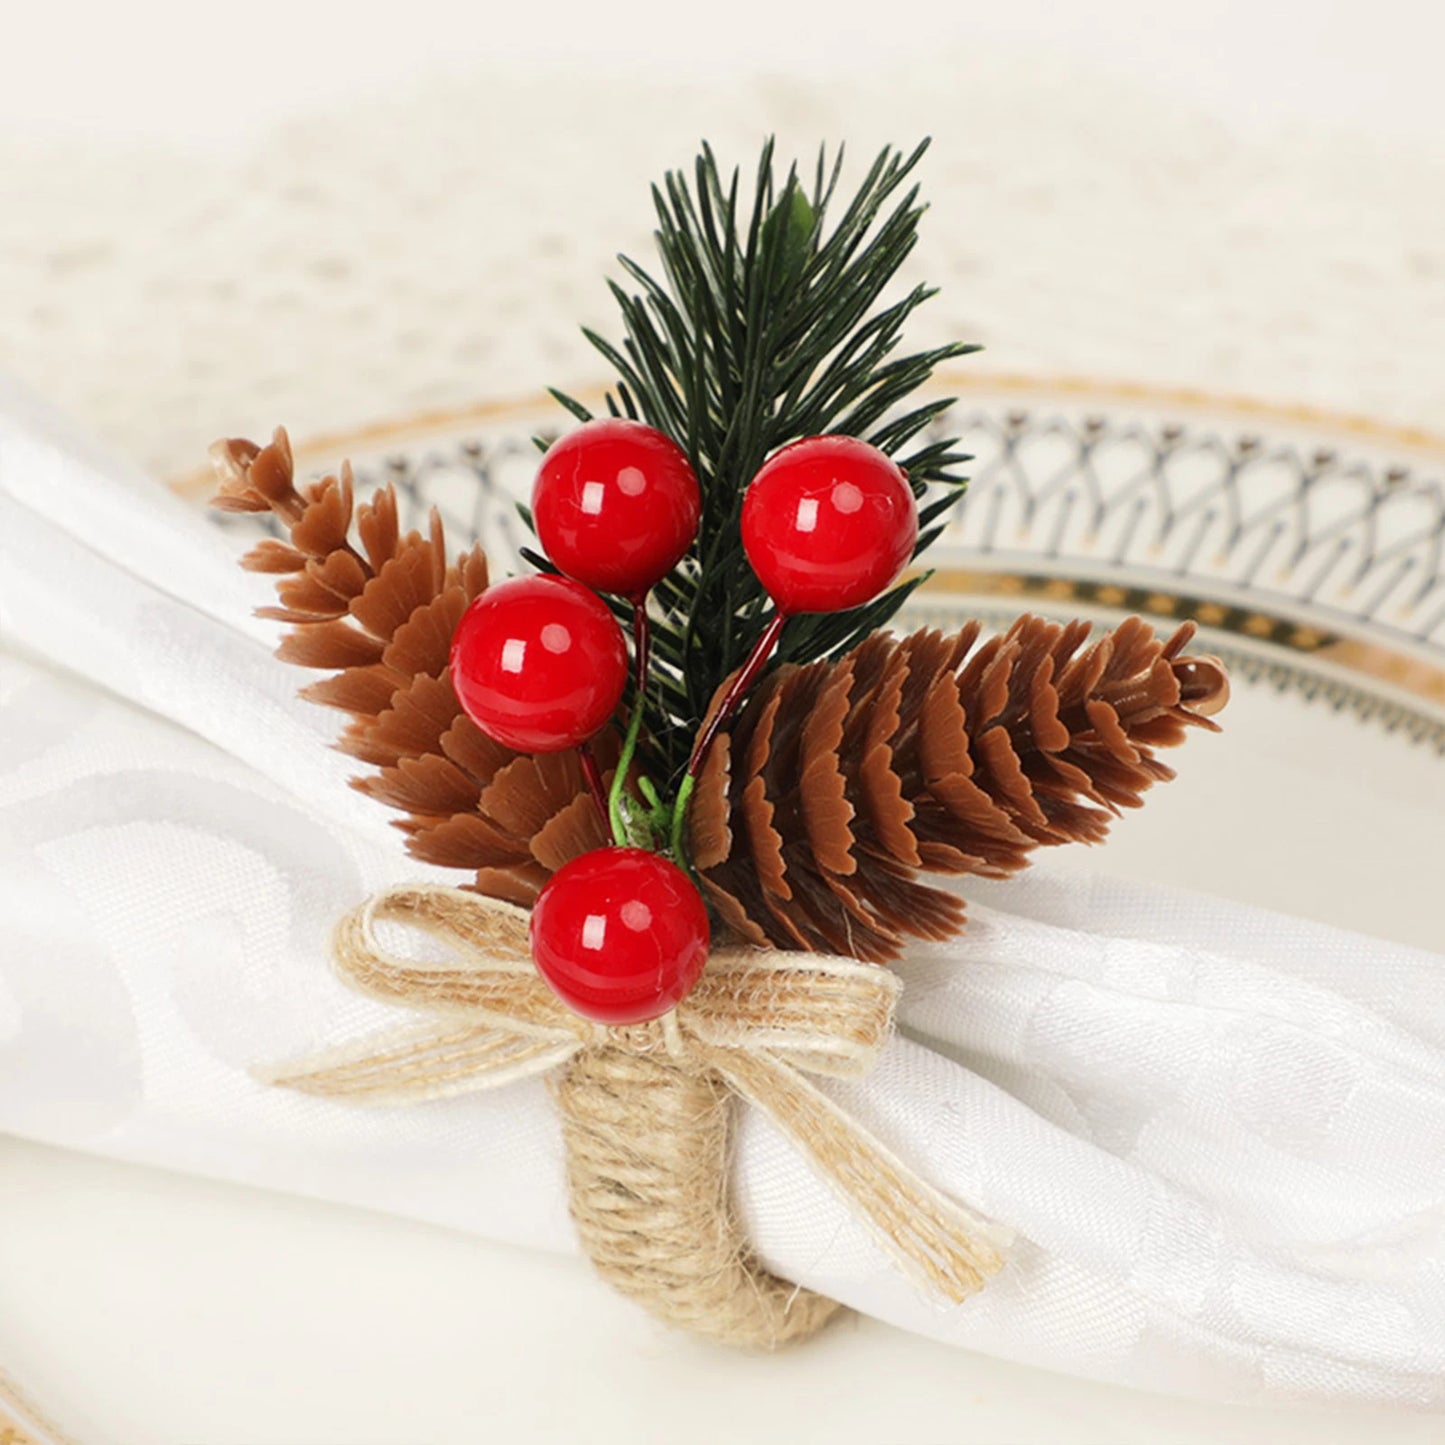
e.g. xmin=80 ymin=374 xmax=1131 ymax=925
xmin=2 ymin=378 xmax=1442 ymax=1407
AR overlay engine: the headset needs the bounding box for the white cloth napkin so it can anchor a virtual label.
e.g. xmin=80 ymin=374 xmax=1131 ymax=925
xmin=2 ymin=379 xmax=1442 ymax=1408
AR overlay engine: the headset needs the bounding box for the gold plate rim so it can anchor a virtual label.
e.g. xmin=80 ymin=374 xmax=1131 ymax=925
xmin=169 ymin=369 xmax=1445 ymax=500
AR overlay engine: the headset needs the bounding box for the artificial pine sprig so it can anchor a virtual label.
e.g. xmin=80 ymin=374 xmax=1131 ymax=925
xmin=534 ymin=139 xmax=979 ymax=784
xmin=213 ymin=138 xmax=1228 ymax=979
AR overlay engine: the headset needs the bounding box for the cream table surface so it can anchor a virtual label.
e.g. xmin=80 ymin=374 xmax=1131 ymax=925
xmin=2 ymin=2 xmax=1443 ymax=1439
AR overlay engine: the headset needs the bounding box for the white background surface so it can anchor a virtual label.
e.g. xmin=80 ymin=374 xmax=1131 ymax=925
xmin=3 ymin=0 xmax=1444 ymax=146
xmin=2 ymin=3 xmax=1443 ymax=1440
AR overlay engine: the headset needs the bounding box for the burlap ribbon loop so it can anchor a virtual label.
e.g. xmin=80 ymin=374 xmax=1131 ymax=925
xmin=268 ymin=883 xmax=1010 ymax=1340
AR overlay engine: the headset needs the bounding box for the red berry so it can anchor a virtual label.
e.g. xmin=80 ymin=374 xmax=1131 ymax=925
xmin=450 ymin=574 xmax=627 ymax=753
xmin=530 ymin=847 xmax=711 ymax=1024
xmin=741 ymin=435 xmax=917 ymax=614
xmin=534 ymin=418 xmax=702 ymax=597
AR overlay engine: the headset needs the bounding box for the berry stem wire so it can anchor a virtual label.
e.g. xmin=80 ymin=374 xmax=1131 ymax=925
xmin=631 ymin=595 xmax=652 ymax=703
xmin=607 ymin=594 xmax=655 ymax=846
xmin=578 ymin=746 xmax=610 ymax=828
xmin=686 ymin=610 xmax=787 ymax=779
xmin=669 ymin=609 xmax=788 ymax=865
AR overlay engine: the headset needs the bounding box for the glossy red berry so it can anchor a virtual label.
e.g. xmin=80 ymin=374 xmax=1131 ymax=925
xmin=450 ymin=574 xmax=627 ymax=753
xmin=534 ymin=418 xmax=702 ymax=598
xmin=741 ymin=435 xmax=917 ymax=615
xmin=530 ymin=847 xmax=711 ymax=1025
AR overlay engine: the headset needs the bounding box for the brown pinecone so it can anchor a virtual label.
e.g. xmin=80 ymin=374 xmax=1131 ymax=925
xmin=689 ymin=615 xmax=1228 ymax=961
xmin=210 ymin=428 xmax=610 ymax=904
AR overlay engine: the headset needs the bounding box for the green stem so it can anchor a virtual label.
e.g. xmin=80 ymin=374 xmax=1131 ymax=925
xmin=608 ymin=687 xmax=646 ymax=846
xmin=607 ymin=593 xmax=654 ymax=847
xmin=669 ymin=772 xmax=696 ymax=868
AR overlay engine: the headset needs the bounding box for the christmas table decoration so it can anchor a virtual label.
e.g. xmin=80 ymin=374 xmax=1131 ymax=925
xmin=207 ymin=141 xmax=1227 ymax=1345
xmin=5 ymin=147 xmax=1445 ymax=1425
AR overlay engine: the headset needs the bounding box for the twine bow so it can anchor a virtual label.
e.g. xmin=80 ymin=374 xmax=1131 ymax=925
xmin=269 ymin=884 xmax=1010 ymax=1307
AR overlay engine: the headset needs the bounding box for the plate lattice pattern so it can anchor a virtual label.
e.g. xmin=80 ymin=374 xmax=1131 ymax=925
xmin=940 ymin=408 xmax=1445 ymax=652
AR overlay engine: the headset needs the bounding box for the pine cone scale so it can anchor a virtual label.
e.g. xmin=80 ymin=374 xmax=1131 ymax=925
xmin=209 ymin=430 xmax=606 ymax=900
xmin=692 ymin=613 xmax=1227 ymax=962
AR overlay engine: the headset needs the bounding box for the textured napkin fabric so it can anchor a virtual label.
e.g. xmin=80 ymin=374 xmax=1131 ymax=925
xmin=2 ymin=383 xmax=1444 ymax=1407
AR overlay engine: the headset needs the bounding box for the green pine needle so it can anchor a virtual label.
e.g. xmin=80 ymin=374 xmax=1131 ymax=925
xmin=548 ymin=138 xmax=978 ymax=786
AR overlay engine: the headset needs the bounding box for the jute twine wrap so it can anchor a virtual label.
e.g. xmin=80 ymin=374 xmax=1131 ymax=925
xmin=269 ymin=884 xmax=1010 ymax=1347
xmin=557 ymin=1047 xmax=840 ymax=1344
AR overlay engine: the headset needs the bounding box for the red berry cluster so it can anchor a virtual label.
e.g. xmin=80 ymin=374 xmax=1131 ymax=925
xmin=449 ymin=419 xmax=916 ymax=1023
